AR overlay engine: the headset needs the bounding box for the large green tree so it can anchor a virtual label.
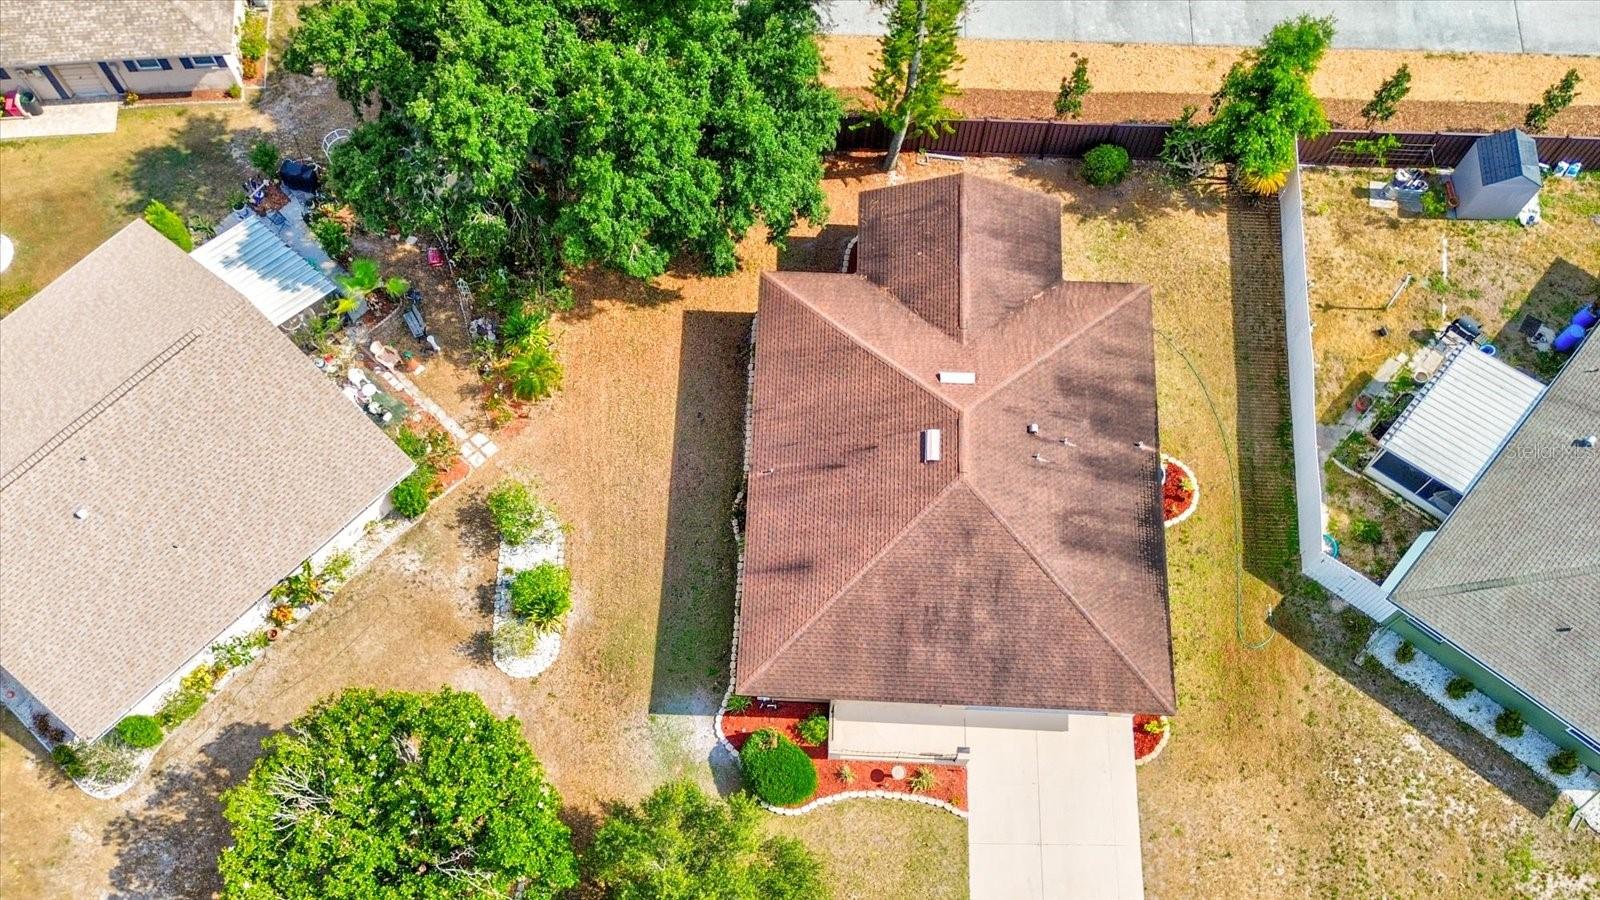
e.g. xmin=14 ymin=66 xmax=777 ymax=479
xmin=867 ymin=0 xmax=964 ymax=172
xmin=583 ymin=781 xmax=827 ymax=899
xmin=218 ymin=688 xmax=576 ymax=899
xmin=285 ymin=0 xmax=841 ymax=279
xmin=1207 ymin=14 xmax=1334 ymax=194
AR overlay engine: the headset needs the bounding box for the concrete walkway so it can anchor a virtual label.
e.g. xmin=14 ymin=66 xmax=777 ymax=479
xmin=0 ymin=100 xmax=117 ymax=141
xmin=820 ymin=0 xmax=1600 ymax=56
xmin=966 ymin=712 xmax=1144 ymax=899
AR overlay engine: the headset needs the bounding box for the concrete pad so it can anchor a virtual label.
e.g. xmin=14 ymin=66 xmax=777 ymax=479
xmin=1515 ymin=1 xmax=1600 ymax=55
xmin=0 ymin=100 xmax=117 ymax=141
xmin=970 ymin=843 xmax=1045 ymax=899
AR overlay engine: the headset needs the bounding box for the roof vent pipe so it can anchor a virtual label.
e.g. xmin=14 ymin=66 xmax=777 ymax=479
xmin=921 ymin=428 xmax=942 ymax=463
xmin=1578 ymin=434 xmax=1598 ymax=448
xmin=73 ymin=508 xmax=88 ymax=520
xmin=1026 ymin=423 xmax=1040 ymax=434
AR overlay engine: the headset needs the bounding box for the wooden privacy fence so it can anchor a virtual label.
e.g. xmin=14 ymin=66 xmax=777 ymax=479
xmin=836 ymin=117 xmax=1600 ymax=170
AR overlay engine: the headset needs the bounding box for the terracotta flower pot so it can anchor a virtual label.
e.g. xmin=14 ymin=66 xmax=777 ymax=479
xmin=267 ymin=628 xmax=280 ymax=641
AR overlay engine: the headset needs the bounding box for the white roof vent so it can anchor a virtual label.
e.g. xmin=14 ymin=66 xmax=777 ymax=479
xmin=73 ymin=507 xmax=89 ymax=520
xmin=921 ymin=428 xmax=942 ymax=463
xmin=1578 ymin=434 xmax=1598 ymax=448
xmin=937 ymin=371 xmax=976 ymax=384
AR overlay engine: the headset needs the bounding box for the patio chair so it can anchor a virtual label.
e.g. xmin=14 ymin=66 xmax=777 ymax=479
xmin=369 ymin=340 xmax=403 ymax=370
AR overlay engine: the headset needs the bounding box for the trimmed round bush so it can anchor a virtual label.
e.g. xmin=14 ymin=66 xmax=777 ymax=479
xmin=1393 ymin=641 xmax=1415 ymax=664
xmin=1081 ymin=143 xmax=1131 ymax=186
xmin=1495 ymin=709 xmax=1525 ymax=739
xmin=796 ymin=712 xmax=829 ymax=746
xmin=486 ymin=480 xmax=550 ymax=545
xmin=739 ymin=728 xmax=817 ymax=806
xmin=114 ymin=714 xmax=163 ymax=750
xmin=390 ymin=470 xmax=434 ymax=518
xmin=1547 ymin=748 xmax=1580 ymax=776
xmin=1445 ymin=676 xmax=1474 ymax=700
xmin=509 ymin=562 xmax=572 ymax=628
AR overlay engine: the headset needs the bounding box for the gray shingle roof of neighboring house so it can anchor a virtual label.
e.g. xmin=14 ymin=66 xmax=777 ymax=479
xmin=0 ymin=221 xmax=413 ymax=740
xmin=737 ymin=175 xmax=1175 ymax=716
xmin=1476 ymin=129 xmax=1540 ymax=186
xmin=1392 ymin=330 xmax=1600 ymax=739
xmin=0 ymin=0 xmax=237 ymax=66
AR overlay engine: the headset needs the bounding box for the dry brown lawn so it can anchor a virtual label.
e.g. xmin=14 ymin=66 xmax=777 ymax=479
xmin=4 ymin=152 xmax=1598 ymax=899
xmin=1302 ymin=169 xmax=1600 ymax=422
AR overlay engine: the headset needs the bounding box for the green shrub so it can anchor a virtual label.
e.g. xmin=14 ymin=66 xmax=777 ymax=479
xmin=1352 ymin=518 xmax=1383 ymax=545
xmin=1547 ymin=748 xmax=1580 ymax=776
xmin=1525 ymin=68 xmax=1581 ymax=133
xmin=249 ymin=140 xmax=280 ymax=176
xmin=1394 ymin=641 xmax=1415 ymax=664
xmin=114 ymin=715 xmax=163 ymax=750
xmin=1081 ymin=143 xmax=1131 ymax=186
xmin=1420 ymin=182 xmax=1449 ymax=218
xmin=796 ymin=712 xmax=829 ymax=746
xmin=1445 ymin=676 xmax=1474 ymax=700
xmin=390 ymin=469 xmax=437 ymax=518
xmin=157 ymin=666 xmax=217 ymax=728
xmin=392 ymin=426 xmax=455 ymax=470
xmin=239 ymin=11 xmax=268 ymax=60
xmin=212 ymin=631 xmax=270 ymax=669
xmin=1495 ymin=709 xmax=1525 ymax=738
xmin=311 ymin=218 xmax=350 ymax=260
xmin=725 ymin=694 xmax=752 ymax=714
xmin=908 ymin=766 xmax=936 ymax=793
xmin=1054 ymin=56 xmax=1090 ymax=119
xmin=53 ymin=744 xmax=85 ymax=779
xmin=142 ymin=199 xmax=192 ymax=251
xmin=486 ymin=480 xmax=551 ymax=546
xmin=509 ymin=563 xmax=571 ymax=628
xmin=492 ymin=617 xmax=546 ymax=658
xmin=226 ymin=83 xmax=242 ymax=99
xmin=739 ymin=728 xmax=817 ymax=806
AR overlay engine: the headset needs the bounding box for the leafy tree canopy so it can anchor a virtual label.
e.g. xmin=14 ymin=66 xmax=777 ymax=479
xmin=584 ymin=780 xmax=827 ymax=900
xmin=218 ymin=687 xmax=575 ymax=899
xmin=1208 ymin=15 xmax=1334 ymax=189
xmin=285 ymin=0 xmax=841 ymax=279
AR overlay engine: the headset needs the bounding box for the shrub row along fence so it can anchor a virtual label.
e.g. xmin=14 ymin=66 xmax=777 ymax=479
xmin=836 ymin=117 xmax=1600 ymax=170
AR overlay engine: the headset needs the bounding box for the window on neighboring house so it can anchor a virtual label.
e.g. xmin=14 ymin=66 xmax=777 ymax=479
xmin=184 ymin=56 xmax=223 ymax=69
xmin=0 ymin=67 xmax=10 ymax=80
xmin=128 ymin=58 xmax=165 ymax=71
xmin=1569 ymin=728 xmax=1600 ymax=755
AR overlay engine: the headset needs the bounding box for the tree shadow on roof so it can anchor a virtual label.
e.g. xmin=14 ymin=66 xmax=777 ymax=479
xmin=103 ymin=720 xmax=273 ymax=899
xmin=779 ymin=223 xmax=857 ymax=273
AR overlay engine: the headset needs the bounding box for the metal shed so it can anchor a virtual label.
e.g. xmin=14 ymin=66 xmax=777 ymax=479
xmin=1450 ymin=129 xmax=1542 ymax=220
xmin=190 ymin=215 xmax=339 ymax=325
xmin=1365 ymin=341 xmax=1544 ymax=518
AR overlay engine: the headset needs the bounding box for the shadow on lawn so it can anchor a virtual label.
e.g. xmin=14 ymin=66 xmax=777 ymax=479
xmin=121 ymin=111 xmax=260 ymax=223
xmin=103 ymin=720 xmax=273 ymax=899
xmin=1271 ymin=592 xmax=1563 ymax=818
xmin=1487 ymin=257 xmax=1596 ymax=373
xmin=647 ymin=309 xmax=750 ymax=724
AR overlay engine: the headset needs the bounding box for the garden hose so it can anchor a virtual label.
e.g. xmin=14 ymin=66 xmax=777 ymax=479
xmin=1156 ymin=330 xmax=1274 ymax=651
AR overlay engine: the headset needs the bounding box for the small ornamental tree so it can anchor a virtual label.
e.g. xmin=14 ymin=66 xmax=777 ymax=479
xmin=114 ymin=715 xmax=163 ymax=750
xmin=1361 ymin=64 xmax=1411 ymax=126
xmin=1208 ymin=15 xmax=1335 ymax=194
xmin=1525 ymin=68 xmax=1581 ymax=133
xmin=1158 ymin=105 xmax=1220 ymax=184
xmin=584 ymin=780 xmax=827 ymax=899
xmin=1081 ymin=143 xmax=1131 ymax=186
xmin=219 ymin=688 xmax=576 ymax=899
xmin=143 ymin=199 xmax=192 ymax=251
xmin=738 ymin=728 xmax=817 ymax=806
xmin=502 ymin=331 xmax=564 ymax=402
xmin=868 ymin=0 xmax=966 ymax=172
xmin=1054 ymin=56 xmax=1091 ymax=119
xmin=249 ymin=140 xmax=280 ymax=177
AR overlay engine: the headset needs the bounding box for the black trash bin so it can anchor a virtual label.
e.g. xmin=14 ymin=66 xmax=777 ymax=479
xmin=278 ymin=159 xmax=321 ymax=192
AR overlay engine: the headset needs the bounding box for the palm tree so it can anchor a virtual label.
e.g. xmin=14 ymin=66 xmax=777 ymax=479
xmin=502 ymin=334 xmax=563 ymax=402
xmin=337 ymin=257 xmax=380 ymax=298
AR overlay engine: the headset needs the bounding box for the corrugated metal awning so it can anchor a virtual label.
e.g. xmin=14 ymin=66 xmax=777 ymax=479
xmin=190 ymin=216 xmax=339 ymax=326
xmin=1379 ymin=344 xmax=1544 ymax=493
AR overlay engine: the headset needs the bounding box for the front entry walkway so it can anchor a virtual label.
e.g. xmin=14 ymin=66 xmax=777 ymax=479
xmin=0 ymin=100 xmax=117 ymax=140
xmin=966 ymin=713 xmax=1144 ymax=899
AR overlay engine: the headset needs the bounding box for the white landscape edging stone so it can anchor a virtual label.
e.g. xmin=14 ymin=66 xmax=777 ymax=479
xmin=1368 ymin=629 xmax=1600 ymax=831
xmin=492 ymin=528 xmax=566 ymax=679
xmin=1161 ymin=453 xmax=1199 ymax=528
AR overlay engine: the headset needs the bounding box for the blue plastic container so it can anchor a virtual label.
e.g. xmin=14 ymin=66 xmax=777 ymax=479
xmin=1480 ymin=343 xmax=1497 ymax=356
xmin=1574 ymin=305 xmax=1599 ymax=330
xmin=1553 ymin=322 xmax=1587 ymax=353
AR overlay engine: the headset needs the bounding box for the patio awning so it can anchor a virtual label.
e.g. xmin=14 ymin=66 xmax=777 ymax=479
xmin=1378 ymin=342 xmax=1544 ymax=493
xmin=190 ymin=215 xmax=339 ymax=326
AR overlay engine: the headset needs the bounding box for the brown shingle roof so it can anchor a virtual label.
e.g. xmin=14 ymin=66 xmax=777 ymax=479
xmin=0 ymin=222 xmax=413 ymax=739
xmin=737 ymin=174 xmax=1175 ymax=715
xmin=0 ymin=0 xmax=237 ymax=66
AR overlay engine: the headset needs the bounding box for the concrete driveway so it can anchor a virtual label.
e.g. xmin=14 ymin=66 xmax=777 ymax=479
xmin=819 ymin=0 xmax=1600 ymax=56
xmin=966 ymin=712 xmax=1144 ymax=899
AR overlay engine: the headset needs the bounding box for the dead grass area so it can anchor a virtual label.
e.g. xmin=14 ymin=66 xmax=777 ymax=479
xmin=5 ymin=152 xmax=1599 ymax=898
xmin=821 ymin=36 xmax=1600 ymax=132
xmin=1322 ymin=463 xmax=1434 ymax=582
xmin=1302 ymin=169 xmax=1600 ymax=422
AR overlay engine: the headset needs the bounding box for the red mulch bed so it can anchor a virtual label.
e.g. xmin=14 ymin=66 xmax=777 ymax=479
xmin=1133 ymin=714 xmax=1165 ymax=761
xmin=721 ymin=701 xmax=968 ymax=810
xmin=1162 ymin=461 xmax=1194 ymax=522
